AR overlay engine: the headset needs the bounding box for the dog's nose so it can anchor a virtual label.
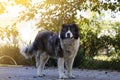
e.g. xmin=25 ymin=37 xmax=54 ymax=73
xmin=67 ymin=33 xmax=70 ymax=38
xmin=65 ymin=30 xmax=73 ymax=38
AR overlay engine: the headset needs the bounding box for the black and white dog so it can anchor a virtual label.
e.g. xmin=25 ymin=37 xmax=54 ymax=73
xmin=21 ymin=23 xmax=80 ymax=79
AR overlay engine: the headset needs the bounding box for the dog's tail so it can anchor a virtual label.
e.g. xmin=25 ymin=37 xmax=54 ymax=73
xmin=20 ymin=44 xmax=36 ymax=59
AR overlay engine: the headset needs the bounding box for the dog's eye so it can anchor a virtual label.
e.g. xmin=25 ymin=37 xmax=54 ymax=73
xmin=71 ymin=28 xmax=76 ymax=32
xmin=62 ymin=28 xmax=67 ymax=32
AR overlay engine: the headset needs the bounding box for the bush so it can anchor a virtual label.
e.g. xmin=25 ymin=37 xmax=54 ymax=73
xmin=79 ymin=56 xmax=120 ymax=71
xmin=74 ymin=47 xmax=85 ymax=67
xmin=0 ymin=45 xmax=35 ymax=66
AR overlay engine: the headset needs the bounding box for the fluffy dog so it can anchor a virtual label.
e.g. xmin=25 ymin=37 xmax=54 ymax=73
xmin=21 ymin=23 xmax=80 ymax=79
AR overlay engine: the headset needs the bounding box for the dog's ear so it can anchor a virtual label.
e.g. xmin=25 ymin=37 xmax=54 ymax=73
xmin=71 ymin=23 xmax=80 ymax=39
xmin=71 ymin=23 xmax=77 ymax=27
xmin=59 ymin=24 xmax=66 ymax=39
xmin=62 ymin=24 xmax=67 ymax=28
xmin=71 ymin=23 xmax=79 ymax=29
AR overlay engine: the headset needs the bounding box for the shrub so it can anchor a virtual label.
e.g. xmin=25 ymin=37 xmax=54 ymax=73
xmin=0 ymin=45 xmax=35 ymax=66
xmin=79 ymin=56 xmax=120 ymax=71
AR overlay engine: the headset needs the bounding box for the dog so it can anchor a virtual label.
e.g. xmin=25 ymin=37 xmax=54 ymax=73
xmin=21 ymin=23 xmax=80 ymax=79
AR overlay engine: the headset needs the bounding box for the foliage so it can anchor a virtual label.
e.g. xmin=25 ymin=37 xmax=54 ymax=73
xmin=0 ymin=45 xmax=35 ymax=65
xmin=17 ymin=0 xmax=82 ymax=32
xmin=0 ymin=26 xmax=18 ymax=41
xmin=79 ymin=57 xmax=120 ymax=71
xmin=0 ymin=3 xmax=5 ymax=14
xmin=74 ymin=47 xmax=85 ymax=67
xmin=77 ymin=17 xmax=100 ymax=57
xmin=13 ymin=0 xmax=120 ymax=32
xmin=14 ymin=0 xmax=31 ymax=7
xmin=113 ymin=22 xmax=120 ymax=50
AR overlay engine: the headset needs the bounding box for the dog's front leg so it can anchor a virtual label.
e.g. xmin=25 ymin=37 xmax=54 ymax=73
xmin=58 ymin=58 xmax=67 ymax=79
xmin=65 ymin=57 xmax=75 ymax=78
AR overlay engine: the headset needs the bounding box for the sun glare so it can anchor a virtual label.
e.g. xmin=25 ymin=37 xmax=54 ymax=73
xmin=17 ymin=21 xmax=38 ymax=44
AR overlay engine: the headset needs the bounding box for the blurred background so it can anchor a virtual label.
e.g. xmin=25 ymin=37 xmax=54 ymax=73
xmin=0 ymin=0 xmax=120 ymax=70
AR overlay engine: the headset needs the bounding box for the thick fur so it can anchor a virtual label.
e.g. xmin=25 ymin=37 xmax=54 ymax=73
xmin=21 ymin=23 xmax=80 ymax=79
xmin=58 ymin=23 xmax=80 ymax=78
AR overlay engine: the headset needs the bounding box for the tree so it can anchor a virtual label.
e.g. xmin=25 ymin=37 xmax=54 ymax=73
xmin=15 ymin=0 xmax=120 ymax=32
xmin=76 ymin=15 xmax=101 ymax=57
xmin=113 ymin=22 xmax=120 ymax=50
xmin=13 ymin=0 xmax=120 ymax=56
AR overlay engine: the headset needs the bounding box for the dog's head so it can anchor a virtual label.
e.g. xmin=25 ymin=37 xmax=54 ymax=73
xmin=59 ymin=23 xmax=79 ymax=39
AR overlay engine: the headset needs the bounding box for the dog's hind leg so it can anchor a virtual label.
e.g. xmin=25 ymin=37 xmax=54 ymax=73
xmin=35 ymin=51 xmax=40 ymax=68
xmin=37 ymin=52 xmax=49 ymax=77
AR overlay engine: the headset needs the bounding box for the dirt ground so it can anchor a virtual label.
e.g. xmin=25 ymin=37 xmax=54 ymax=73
xmin=0 ymin=66 xmax=120 ymax=80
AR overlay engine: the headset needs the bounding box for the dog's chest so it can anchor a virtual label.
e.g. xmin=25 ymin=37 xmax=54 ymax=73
xmin=61 ymin=38 xmax=79 ymax=58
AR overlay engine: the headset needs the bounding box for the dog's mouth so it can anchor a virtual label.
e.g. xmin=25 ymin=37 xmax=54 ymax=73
xmin=63 ymin=37 xmax=74 ymax=42
xmin=65 ymin=36 xmax=73 ymax=39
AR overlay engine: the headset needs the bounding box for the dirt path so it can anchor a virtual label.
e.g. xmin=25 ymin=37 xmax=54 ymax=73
xmin=0 ymin=66 xmax=120 ymax=80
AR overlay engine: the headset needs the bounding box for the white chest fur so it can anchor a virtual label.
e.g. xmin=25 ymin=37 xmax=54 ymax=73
xmin=60 ymin=38 xmax=80 ymax=58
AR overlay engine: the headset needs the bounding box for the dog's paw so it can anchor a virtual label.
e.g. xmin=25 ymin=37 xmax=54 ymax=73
xmin=68 ymin=74 xmax=75 ymax=79
xmin=59 ymin=74 xmax=68 ymax=79
xmin=37 ymin=72 xmax=45 ymax=77
xmin=38 ymin=74 xmax=45 ymax=77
